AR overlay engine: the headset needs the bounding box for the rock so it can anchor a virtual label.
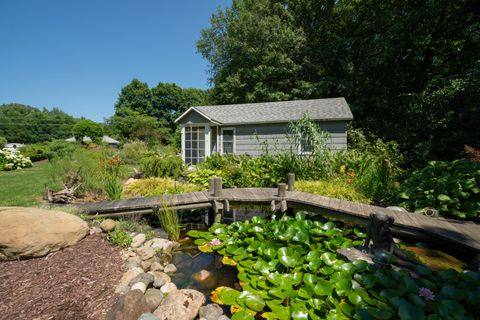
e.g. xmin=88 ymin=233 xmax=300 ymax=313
xmin=100 ymin=219 xmax=117 ymax=232
xmin=90 ymin=226 xmax=103 ymax=235
xmin=129 ymin=273 xmax=154 ymax=288
xmin=126 ymin=257 xmax=142 ymax=269
xmin=144 ymin=288 xmax=163 ymax=312
xmin=0 ymin=207 xmax=89 ymax=260
xmin=129 ymin=251 xmax=137 ymax=257
xmin=137 ymin=245 xmax=155 ymax=261
xmin=131 ymin=282 xmax=147 ymax=293
xmin=131 ymin=233 xmax=146 ymax=248
xmin=336 ymin=247 xmax=373 ymax=264
xmin=106 ymin=289 xmax=149 ymax=320
xmin=119 ymin=267 xmax=144 ymax=287
xmin=154 ymin=289 xmax=205 ymax=320
xmin=138 ymin=313 xmax=160 ymax=320
xmin=115 ymin=284 xmax=130 ymax=295
xmin=150 ymin=238 xmax=179 ymax=253
xmin=218 ymin=316 xmax=230 ymax=320
xmin=149 ymin=271 xmax=171 ymax=288
xmin=199 ymin=303 xmax=224 ymax=320
xmin=159 ymin=282 xmax=177 ymax=295
xmin=192 ymin=270 xmax=216 ymax=289
xmin=163 ymin=264 xmax=177 ymax=273
xmin=141 ymin=260 xmax=152 ymax=272
xmin=150 ymin=262 xmax=164 ymax=272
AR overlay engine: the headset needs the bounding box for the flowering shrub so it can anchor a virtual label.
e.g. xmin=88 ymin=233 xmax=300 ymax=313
xmin=0 ymin=149 xmax=32 ymax=171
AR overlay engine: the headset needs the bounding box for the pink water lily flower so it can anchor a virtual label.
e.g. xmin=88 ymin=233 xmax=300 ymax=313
xmin=418 ymin=287 xmax=435 ymax=301
xmin=210 ymin=238 xmax=222 ymax=246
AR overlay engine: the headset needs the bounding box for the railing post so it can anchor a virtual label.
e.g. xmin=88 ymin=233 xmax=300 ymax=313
xmin=208 ymin=178 xmax=215 ymax=195
xmin=287 ymin=173 xmax=295 ymax=191
xmin=277 ymin=183 xmax=286 ymax=198
xmin=213 ymin=176 xmax=223 ymax=197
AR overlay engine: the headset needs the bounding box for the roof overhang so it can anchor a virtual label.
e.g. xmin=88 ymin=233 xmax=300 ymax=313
xmin=175 ymin=107 xmax=222 ymax=125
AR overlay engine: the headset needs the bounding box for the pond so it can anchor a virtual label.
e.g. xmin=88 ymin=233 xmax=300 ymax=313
xmin=162 ymin=208 xmax=478 ymax=319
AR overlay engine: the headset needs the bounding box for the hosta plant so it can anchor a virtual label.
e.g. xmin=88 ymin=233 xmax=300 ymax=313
xmin=188 ymin=212 xmax=480 ymax=319
xmin=399 ymin=160 xmax=480 ymax=221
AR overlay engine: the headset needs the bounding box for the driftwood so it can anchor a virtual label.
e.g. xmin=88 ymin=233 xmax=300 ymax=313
xmin=44 ymin=169 xmax=81 ymax=204
xmin=44 ymin=184 xmax=81 ymax=204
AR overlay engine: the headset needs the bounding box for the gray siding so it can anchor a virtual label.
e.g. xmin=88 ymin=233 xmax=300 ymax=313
xmin=229 ymin=121 xmax=347 ymax=156
xmin=177 ymin=110 xmax=210 ymax=124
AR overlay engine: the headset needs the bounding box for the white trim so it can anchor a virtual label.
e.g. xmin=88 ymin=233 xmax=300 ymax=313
xmin=205 ymin=124 xmax=211 ymax=157
xmin=181 ymin=126 xmax=186 ymax=162
xmin=174 ymin=107 xmax=222 ymax=125
xmin=220 ymin=127 xmax=236 ymax=155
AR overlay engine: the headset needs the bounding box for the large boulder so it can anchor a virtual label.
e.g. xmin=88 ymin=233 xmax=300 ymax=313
xmin=106 ymin=289 xmax=150 ymax=320
xmin=154 ymin=289 xmax=205 ymax=320
xmin=0 ymin=207 xmax=89 ymax=260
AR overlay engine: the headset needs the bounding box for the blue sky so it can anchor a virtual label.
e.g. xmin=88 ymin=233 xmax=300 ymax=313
xmin=0 ymin=0 xmax=231 ymax=122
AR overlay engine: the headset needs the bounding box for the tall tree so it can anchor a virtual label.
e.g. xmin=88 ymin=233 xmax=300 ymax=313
xmin=198 ymin=0 xmax=480 ymax=164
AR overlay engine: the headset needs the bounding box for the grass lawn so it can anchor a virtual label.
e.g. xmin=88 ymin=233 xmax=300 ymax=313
xmin=0 ymin=161 xmax=56 ymax=207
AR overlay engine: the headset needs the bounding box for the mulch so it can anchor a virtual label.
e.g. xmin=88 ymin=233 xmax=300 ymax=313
xmin=0 ymin=233 xmax=125 ymax=320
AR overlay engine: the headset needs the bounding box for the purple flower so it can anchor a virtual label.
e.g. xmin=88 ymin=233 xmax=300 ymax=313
xmin=210 ymin=238 xmax=221 ymax=246
xmin=418 ymin=287 xmax=435 ymax=301
xmin=409 ymin=271 xmax=419 ymax=279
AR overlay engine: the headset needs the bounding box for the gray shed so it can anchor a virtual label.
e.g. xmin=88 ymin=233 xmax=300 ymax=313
xmin=175 ymin=98 xmax=353 ymax=165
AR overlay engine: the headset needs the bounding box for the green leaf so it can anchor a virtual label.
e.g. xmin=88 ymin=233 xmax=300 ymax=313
xmin=321 ymin=252 xmax=337 ymax=266
xmin=348 ymin=292 xmax=363 ymax=305
xmin=335 ymin=279 xmax=351 ymax=295
xmin=237 ymin=291 xmax=266 ymax=312
xmin=218 ymin=287 xmax=241 ymax=305
xmin=314 ymin=279 xmax=334 ymax=296
xmin=231 ymin=309 xmax=255 ymax=320
xmin=278 ymin=247 xmax=299 ymax=268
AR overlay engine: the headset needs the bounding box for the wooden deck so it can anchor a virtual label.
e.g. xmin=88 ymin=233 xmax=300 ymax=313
xmin=77 ymin=188 xmax=480 ymax=254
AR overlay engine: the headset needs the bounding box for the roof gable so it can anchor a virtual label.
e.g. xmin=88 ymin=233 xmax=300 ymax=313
xmin=175 ymin=98 xmax=353 ymax=125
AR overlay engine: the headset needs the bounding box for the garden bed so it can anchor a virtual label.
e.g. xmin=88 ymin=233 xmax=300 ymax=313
xmin=0 ymin=233 xmax=124 ymax=320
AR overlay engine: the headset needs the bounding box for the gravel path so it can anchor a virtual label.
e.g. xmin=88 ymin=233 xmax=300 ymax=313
xmin=0 ymin=233 xmax=124 ymax=320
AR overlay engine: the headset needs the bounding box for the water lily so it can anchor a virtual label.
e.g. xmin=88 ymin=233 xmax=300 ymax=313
xmin=210 ymin=238 xmax=221 ymax=246
xmin=409 ymin=271 xmax=419 ymax=279
xmin=418 ymin=287 xmax=435 ymax=301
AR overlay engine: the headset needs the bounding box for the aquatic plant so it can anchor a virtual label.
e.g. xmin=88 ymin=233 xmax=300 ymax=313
xmin=188 ymin=212 xmax=480 ymax=319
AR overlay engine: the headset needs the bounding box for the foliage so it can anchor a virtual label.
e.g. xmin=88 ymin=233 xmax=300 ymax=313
xmin=118 ymin=140 xmax=151 ymax=165
xmin=296 ymin=180 xmax=370 ymax=203
xmin=399 ymin=160 xmax=480 ymax=221
xmin=0 ymin=149 xmax=32 ymax=171
xmin=112 ymin=79 xmax=211 ymax=143
xmin=101 ymin=155 xmax=123 ymax=200
xmin=189 ymin=213 xmax=480 ymax=319
xmin=72 ymin=119 xmax=104 ymax=143
xmin=19 ymin=140 xmax=81 ymax=162
xmin=0 ymin=103 xmax=77 ymax=143
xmin=156 ymin=204 xmax=180 ymax=241
xmin=198 ymin=0 xmax=480 ymax=165
xmin=123 ymin=177 xmax=202 ymax=198
xmin=115 ymin=218 xmax=154 ymax=237
xmin=107 ymin=230 xmax=132 ymax=247
xmin=107 ymin=107 xmax=169 ymax=145
xmin=141 ymin=153 xmax=185 ymax=178
xmin=0 ymin=136 xmax=6 ymax=147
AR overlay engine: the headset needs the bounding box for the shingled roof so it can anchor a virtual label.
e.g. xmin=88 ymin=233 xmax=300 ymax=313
xmin=175 ymin=98 xmax=353 ymax=125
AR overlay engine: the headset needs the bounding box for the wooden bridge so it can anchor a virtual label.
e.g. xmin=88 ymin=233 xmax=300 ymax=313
xmin=78 ymin=178 xmax=480 ymax=255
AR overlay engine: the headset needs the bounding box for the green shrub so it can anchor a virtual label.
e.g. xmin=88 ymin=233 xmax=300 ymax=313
xmin=296 ymin=180 xmax=371 ymax=203
xmin=399 ymin=159 xmax=480 ymax=221
xmin=101 ymin=155 xmax=123 ymax=200
xmin=107 ymin=230 xmax=132 ymax=247
xmin=124 ymin=177 xmax=203 ymax=197
xmin=119 ymin=140 xmax=150 ymax=165
xmin=0 ymin=149 xmax=33 ymax=171
xmin=141 ymin=153 xmax=184 ymax=178
xmin=19 ymin=143 xmax=49 ymax=161
xmin=0 ymin=136 xmax=6 ymax=147
xmin=45 ymin=140 xmax=80 ymax=160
